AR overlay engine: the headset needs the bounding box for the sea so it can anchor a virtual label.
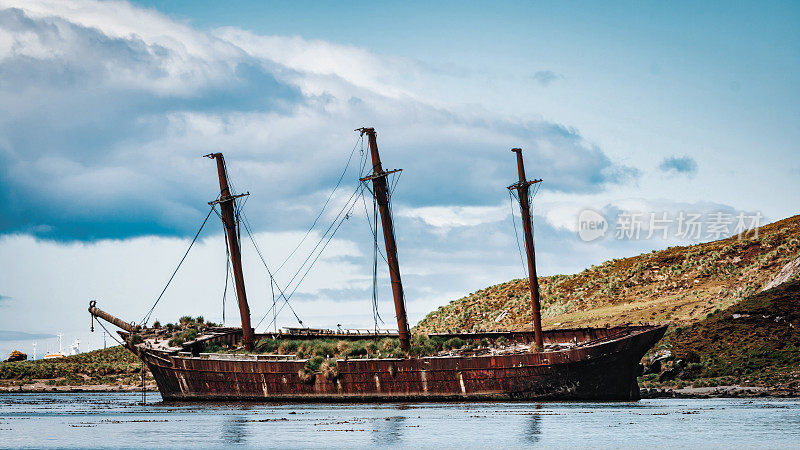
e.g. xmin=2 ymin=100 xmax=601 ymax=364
xmin=0 ymin=393 xmax=798 ymax=448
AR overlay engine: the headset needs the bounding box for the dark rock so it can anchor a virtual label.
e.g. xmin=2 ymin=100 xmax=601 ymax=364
xmin=643 ymin=360 xmax=662 ymax=375
xmin=659 ymin=367 xmax=681 ymax=382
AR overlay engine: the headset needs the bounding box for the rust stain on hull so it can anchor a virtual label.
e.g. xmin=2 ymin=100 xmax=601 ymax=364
xmin=138 ymin=325 xmax=667 ymax=402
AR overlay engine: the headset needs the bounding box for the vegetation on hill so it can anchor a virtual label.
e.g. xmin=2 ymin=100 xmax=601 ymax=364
xmin=415 ymin=215 xmax=800 ymax=333
xmin=0 ymin=346 xmax=149 ymax=388
xmin=642 ymin=278 xmax=800 ymax=388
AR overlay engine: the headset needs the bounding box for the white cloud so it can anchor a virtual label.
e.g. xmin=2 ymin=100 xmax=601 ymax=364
xmin=214 ymin=27 xmax=421 ymax=100
xmin=0 ymin=1 xmax=635 ymax=235
xmin=0 ymin=0 xmax=648 ymax=339
xmin=398 ymin=204 xmax=509 ymax=229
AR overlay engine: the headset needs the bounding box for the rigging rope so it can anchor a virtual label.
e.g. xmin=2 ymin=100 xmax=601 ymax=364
xmin=508 ymin=181 xmax=541 ymax=279
xmin=277 ymin=171 xmax=368 ymax=300
xmin=384 ymin=173 xmax=405 ymax=305
xmin=257 ymin=184 xmax=365 ymax=331
xmin=285 ymin=188 xmax=362 ymax=298
xmin=93 ymin=316 xmax=126 ymax=347
xmin=357 ymin=161 xmax=406 ymax=330
xmin=140 ymin=206 xmax=214 ymax=326
xmin=269 ymin=276 xmax=277 ymax=333
xmin=221 ymin=224 xmax=230 ymax=325
xmin=213 ymin=134 xmax=399 ymax=333
xmin=529 ymin=183 xmax=538 ymax=260
xmin=239 ymin=212 xmax=304 ymax=328
xmin=230 ymin=136 xmax=368 ymax=333
xmin=274 ymin=136 xmax=362 ymax=274
xmin=509 ymin=190 xmax=529 ymax=279
xmin=359 ymin=183 xmax=390 ymax=265
xmin=371 ymin=189 xmax=383 ymax=330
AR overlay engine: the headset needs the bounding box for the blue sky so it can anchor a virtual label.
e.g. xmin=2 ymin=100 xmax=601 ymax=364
xmin=128 ymin=0 xmax=799 ymax=216
xmin=0 ymin=0 xmax=797 ymax=357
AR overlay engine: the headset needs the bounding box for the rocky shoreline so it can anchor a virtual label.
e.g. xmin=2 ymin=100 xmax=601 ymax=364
xmin=641 ymin=384 xmax=800 ymax=398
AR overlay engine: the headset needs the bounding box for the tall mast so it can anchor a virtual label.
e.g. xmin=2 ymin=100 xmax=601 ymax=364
xmin=358 ymin=128 xmax=411 ymax=354
xmin=508 ymin=148 xmax=544 ymax=350
xmin=205 ymin=153 xmax=254 ymax=351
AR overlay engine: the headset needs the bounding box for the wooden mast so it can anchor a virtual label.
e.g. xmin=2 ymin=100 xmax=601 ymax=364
xmin=508 ymin=148 xmax=544 ymax=350
xmin=358 ymin=128 xmax=411 ymax=354
xmin=205 ymin=153 xmax=254 ymax=351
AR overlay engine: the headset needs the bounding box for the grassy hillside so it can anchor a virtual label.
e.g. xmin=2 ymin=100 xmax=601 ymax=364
xmin=0 ymin=346 xmax=149 ymax=388
xmin=415 ymin=215 xmax=800 ymax=334
xmin=642 ymin=278 xmax=800 ymax=388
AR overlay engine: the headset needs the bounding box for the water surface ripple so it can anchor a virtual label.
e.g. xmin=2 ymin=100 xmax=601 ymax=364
xmin=1 ymin=393 xmax=798 ymax=448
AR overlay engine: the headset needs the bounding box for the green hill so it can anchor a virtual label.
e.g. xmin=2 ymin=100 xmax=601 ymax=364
xmin=0 ymin=346 xmax=149 ymax=390
xmin=647 ymin=278 xmax=800 ymax=388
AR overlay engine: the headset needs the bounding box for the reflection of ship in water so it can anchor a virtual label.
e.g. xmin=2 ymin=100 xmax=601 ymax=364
xmin=222 ymin=416 xmax=248 ymax=445
xmin=371 ymin=411 xmax=407 ymax=445
xmin=523 ymin=405 xmax=542 ymax=445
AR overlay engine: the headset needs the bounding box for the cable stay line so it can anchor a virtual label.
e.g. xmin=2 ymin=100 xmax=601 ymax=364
xmin=213 ymin=135 xmax=404 ymax=334
xmin=221 ymin=227 xmax=230 ymax=325
xmin=508 ymin=181 xmax=541 ymax=280
xmin=358 ymin=165 xmax=406 ymax=328
xmin=370 ymin=187 xmax=384 ymax=330
xmin=257 ymin=183 xmax=365 ymax=331
xmin=274 ymin=136 xmax=363 ymax=274
xmin=238 ymin=212 xmax=304 ymax=328
xmin=359 ymin=184 xmax=390 ymax=266
xmin=140 ymin=205 xmax=215 ymax=326
xmin=254 ymin=139 xmax=371 ymax=330
xmin=357 ymin=159 xmax=406 ymax=330
xmin=509 ymin=190 xmax=529 ymax=279
xmin=269 ymin=275 xmax=277 ymax=333
xmin=276 ymin=170 xmax=369 ymax=299
xmin=217 ymin=138 xmax=370 ymax=333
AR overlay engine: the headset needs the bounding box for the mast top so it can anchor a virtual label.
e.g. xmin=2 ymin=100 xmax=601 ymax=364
xmin=508 ymin=149 xmax=541 ymax=190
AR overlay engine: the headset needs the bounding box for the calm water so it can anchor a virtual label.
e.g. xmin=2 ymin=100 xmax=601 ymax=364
xmin=1 ymin=393 xmax=798 ymax=448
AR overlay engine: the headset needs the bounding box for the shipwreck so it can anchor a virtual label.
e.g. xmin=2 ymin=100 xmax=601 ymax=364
xmin=88 ymin=127 xmax=666 ymax=401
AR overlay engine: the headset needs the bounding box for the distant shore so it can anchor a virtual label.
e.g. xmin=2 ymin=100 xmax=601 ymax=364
xmin=0 ymin=382 xmax=158 ymax=393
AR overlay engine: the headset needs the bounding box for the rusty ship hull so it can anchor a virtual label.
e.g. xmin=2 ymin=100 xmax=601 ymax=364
xmin=137 ymin=325 xmax=666 ymax=402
